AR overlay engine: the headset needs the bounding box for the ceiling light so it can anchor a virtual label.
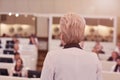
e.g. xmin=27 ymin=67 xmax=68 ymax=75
xmin=15 ymin=13 xmax=19 ymax=17
xmin=8 ymin=12 xmax=12 ymax=16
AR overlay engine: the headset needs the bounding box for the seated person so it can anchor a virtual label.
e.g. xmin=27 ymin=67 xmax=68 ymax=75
xmin=10 ymin=58 xmax=27 ymax=77
xmin=2 ymin=33 xmax=9 ymax=37
xmin=12 ymin=37 xmax=19 ymax=44
xmin=92 ymin=41 xmax=105 ymax=54
xmin=107 ymin=51 xmax=119 ymax=61
xmin=29 ymin=35 xmax=39 ymax=48
xmin=111 ymin=56 xmax=120 ymax=72
xmin=0 ymin=68 xmax=9 ymax=76
xmin=13 ymin=40 xmax=20 ymax=53
xmin=6 ymin=37 xmax=18 ymax=46
xmin=13 ymin=52 xmax=21 ymax=63
xmin=29 ymin=35 xmax=37 ymax=44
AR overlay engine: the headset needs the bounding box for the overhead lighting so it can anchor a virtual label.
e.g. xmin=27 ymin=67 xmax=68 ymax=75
xmin=15 ymin=13 xmax=19 ymax=17
xmin=8 ymin=12 xmax=12 ymax=16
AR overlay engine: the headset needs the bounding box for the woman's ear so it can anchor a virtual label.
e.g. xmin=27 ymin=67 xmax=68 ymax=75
xmin=79 ymin=41 xmax=84 ymax=48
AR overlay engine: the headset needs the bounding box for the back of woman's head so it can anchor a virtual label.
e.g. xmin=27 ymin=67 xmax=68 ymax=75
xmin=60 ymin=13 xmax=86 ymax=44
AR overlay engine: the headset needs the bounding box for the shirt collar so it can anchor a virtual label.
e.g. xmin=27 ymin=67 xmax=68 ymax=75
xmin=64 ymin=43 xmax=82 ymax=49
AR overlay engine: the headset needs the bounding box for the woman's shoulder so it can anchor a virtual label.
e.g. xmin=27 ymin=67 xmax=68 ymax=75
xmin=48 ymin=48 xmax=64 ymax=54
xmin=83 ymin=50 xmax=99 ymax=59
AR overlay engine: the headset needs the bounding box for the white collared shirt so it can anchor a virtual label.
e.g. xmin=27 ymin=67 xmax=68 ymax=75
xmin=41 ymin=48 xmax=102 ymax=80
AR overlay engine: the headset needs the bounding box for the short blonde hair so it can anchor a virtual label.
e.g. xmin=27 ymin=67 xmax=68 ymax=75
xmin=60 ymin=13 xmax=86 ymax=44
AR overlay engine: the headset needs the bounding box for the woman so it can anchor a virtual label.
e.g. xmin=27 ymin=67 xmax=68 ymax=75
xmin=41 ymin=13 xmax=102 ymax=80
xmin=29 ymin=35 xmax=39 ymax=48
xmin=92 ymin=41 xmax=105 ymax=54
xmin=10 ymin=58 xmax=26 ymax=77
xmin=13 ymin=52 xmax=21 ymax=63
xmin=107 ymin=51 xmax=119 ymax=61
xmin=29 ymin=36 xmax=36 ymax=44
xmin=111 ymin=56 xmax=120 ymax=72
xmin=13 ymin=38 xmax=20 ymax=53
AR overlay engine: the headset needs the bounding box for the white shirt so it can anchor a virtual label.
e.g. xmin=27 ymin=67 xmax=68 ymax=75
xmin=41 ymin=48 xmax=102 ymax=80
xmin=10 ymin=65 xmax=27 ymax=77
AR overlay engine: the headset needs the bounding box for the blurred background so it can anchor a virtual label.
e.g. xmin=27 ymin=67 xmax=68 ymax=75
xmin=0 ymin=0 xmax=120 ymax=80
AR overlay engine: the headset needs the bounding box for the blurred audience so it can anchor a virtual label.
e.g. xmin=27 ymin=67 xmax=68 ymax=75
xmin=10 ymin=58 xmax=27 ymax=77
xmin=14 ymin=52 xmax=21 ymax=63
xmin=12 ymin=37 xmax=20 ymax=53
xmin=12 ymin=37 xmax=19 ymax=44
xmin=114 ymin=41 xmax=120 ymax=56
xmin=107 ymin=51 xmax=119 ymax=61
xmin=29 ymin=36 xmax=36 ymax=44
xmin=92 ymin=41 xmax=105 ymax=54
xmin=111 ymin=56 xmax=120 ymax=72
xmin=2 ymin=33 xmax=9 ymax=37
xmin=29 ymin=35 xmax=39 ymax=48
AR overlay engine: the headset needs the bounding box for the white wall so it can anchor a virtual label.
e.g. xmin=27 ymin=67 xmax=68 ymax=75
xmin=0 ymin=0 xmax=120 ymax=37
xmin=0 ymin=0 xmax=120 ymax=16
xmin=37 ymin=17 xmax=48 ymax=37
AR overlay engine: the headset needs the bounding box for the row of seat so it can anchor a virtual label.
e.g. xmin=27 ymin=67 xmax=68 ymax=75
xmin=1 ymin=58 xmax=113 ymax=71
xmin=102 ymin=71 xmax=120 ymax=80
xmin=0 ymin=68 xmax=41 ymax=78
xmin=0 ymin=38 xmax=31 ymax=45
xmin=99 ymin=54 xmax=110 ymax=61
xmin=101 ymin=61 xmax=116 ymax=71
xmin=0 ymin=60 xmax=116 ymax=77
xmin=0 ymin=75 xmax=40 ymax=80
xmin=0 ymin=38 xmax=39 ymax=78
xmin=0 ymin=71 xmax=120 ymax=80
